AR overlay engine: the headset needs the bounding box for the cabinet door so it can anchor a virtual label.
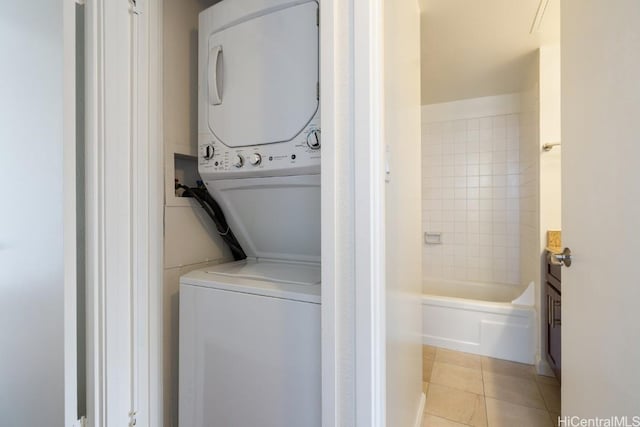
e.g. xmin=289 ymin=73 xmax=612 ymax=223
xmin=547 ymin=284 xmax=561 ymax=378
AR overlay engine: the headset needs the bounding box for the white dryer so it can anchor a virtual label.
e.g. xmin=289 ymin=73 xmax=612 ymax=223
xmin=179 ymin=0 xmax=321 ymax=426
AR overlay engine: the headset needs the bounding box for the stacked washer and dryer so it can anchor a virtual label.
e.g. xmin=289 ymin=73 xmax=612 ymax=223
xmin=179 ymin=1 xmax=321 ymax=426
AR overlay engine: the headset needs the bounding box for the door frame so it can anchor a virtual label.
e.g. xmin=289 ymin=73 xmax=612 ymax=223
xmin=64 ymin=0 xmax=79 ymax=425
xmin=84 ymin=0 xmax=163 ymax=425
xmin=86 ymin=0 xmax=388 ymax=425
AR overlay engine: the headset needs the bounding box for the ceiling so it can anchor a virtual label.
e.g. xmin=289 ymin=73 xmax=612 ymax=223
xmin=420 ymin=0 xmax=560 ymax=105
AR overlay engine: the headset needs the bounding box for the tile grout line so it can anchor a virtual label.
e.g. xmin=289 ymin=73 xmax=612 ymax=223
xmin=533 ymin=375 xmax=558 ymax=426
xmin=481 ymin=356 xmax=489 ymax=427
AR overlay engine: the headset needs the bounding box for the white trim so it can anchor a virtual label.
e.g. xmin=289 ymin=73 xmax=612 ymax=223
xmin=421 ymin=93 xmax=522 ymax=123
xmin=319 ymin=0 xmax=339 ymax=423
xmin=413 ymin=392 xmax=426 ymax=427
xmin=321 ymin=0 xmax=386 ymax=424
xmin=146 ymin=0 xmax=164 ymax=425
xmin=64 ymin=0 xmax=79 ymax=424
xmin=84 ymin=0 xmax=107 ymax=423
xmin=354 ymin=0 xmax=386 ymax=425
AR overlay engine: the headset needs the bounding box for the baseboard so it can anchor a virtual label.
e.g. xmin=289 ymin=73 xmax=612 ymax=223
xmin=536 ymin=355 xmax=556 ymax=377
xmin=414 ymin=391 xmax=426 ymax=427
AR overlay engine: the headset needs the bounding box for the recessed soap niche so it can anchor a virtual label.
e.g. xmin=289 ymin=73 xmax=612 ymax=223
xmin=168 ymin=152 xmax=201 ymax=206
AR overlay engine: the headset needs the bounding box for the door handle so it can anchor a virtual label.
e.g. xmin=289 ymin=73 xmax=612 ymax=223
xmin=208 ymin=45 xmax=223 ymax=105
xmin=552 ymin=300 xmax=561 ymax=328
xmin=548 ymin=247 xmax=572 ymax=267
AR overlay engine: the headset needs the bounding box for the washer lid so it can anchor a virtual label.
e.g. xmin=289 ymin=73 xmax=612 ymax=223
xmin=205 ymin=259 xmax=320 ymax=286
xmin=180 ymin=259 xmax=321 ymax=304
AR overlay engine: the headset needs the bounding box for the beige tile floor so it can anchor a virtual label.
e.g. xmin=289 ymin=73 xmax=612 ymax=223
xmin=422 ymin=346 xmax=561 ymax=427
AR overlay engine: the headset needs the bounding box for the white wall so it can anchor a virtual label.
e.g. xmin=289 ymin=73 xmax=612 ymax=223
xmin=539 ymin=46 xmax=562 ymax=246
xmin=421 ymin=95 xmax=522 ymax=286
xmin=538 ymin=45 xmax=561 ymax=374
xmin=384 ymin=0 xmax=423 ymax=425
xmin=0 ymin=1 xmax=65 ymax=424
xmin=518 ymin=53 xmax=542 ymax=372
xmin=162 ymin=0 xmax=230 ymax=425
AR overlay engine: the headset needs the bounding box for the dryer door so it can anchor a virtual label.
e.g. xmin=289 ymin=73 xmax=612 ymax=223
xmin=205 ymin=1 xmax=318 ymax=148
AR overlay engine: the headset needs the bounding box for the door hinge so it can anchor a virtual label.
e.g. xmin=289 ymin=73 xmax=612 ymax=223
xmin=128 ymin=411 xmax=138 ymax=427
xmin=316 ymin=8 xmax=319 ymax=26
xmin=316 ymin=82 xmax=320 ymax=101
xmin=130 ymin=0 xmax=143 ymax=15
xmin=72 ymin=416 xmax=88 ymax=427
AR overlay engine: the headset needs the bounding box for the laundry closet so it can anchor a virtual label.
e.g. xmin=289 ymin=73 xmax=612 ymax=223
xmin=162 ymin=0 xmax=321 ymax=426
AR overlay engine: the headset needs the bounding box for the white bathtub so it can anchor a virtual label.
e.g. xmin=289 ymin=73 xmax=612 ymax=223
xmin=422 ymin=278 xmax=536 ymax=364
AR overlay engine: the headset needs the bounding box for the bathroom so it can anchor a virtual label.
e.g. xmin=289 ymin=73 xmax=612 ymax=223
xmin=418 ymin=0 xmax=563 ymax=425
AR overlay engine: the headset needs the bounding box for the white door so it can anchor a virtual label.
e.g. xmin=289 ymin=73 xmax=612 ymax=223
xmin=562 ymin=0 xmax=640 ymax=418
xmin=0 ymin=1 xmax=79 ymax=425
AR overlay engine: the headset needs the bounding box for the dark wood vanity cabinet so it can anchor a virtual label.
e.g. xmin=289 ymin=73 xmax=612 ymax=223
xmin=545 ymin=254 xmax=561 ymax=380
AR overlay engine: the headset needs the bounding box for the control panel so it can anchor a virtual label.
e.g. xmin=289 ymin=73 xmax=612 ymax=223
xmin=198 ymin=120 xmax=321 ymax=180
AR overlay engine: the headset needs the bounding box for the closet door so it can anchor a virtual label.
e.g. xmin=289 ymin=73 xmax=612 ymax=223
xmin=205 ymin=1 xmax=319 ymax=148
xmin=0 ymin=1 xmax=75 ymax=425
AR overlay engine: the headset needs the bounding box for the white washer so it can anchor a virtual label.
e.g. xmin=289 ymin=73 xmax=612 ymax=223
xmin=179 ymin=260 xmax=320 ymax=427
xmin=179 ymin=0 xmax=321 ymax=426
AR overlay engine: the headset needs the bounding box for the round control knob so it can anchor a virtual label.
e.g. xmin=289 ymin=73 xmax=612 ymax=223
xmin=203 ymin=144 xmax=215 ymax=160
xmin=233 ymin=154 xmax=244 ymax=168
xmin=249 ymin=153 xmax=262 ymax=166
xmin=306 ymin=129 xmax=321 ymax=150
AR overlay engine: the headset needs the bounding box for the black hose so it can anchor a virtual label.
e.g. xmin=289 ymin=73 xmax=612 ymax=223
xmin=176 ymin=183 xmax=247 ymax=261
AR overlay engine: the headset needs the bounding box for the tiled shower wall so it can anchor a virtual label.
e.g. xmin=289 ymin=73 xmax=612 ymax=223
xmin=422 ymin=108 xmax=521 ymax=285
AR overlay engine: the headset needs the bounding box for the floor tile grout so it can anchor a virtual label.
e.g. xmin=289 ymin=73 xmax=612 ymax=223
xmin=423 ymin=345 xmax=560 ymax=427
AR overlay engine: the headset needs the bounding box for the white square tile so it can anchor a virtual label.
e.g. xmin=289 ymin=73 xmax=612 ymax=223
xmin=455 ymin=176 xmax=467 ymax=188
xmin=493 ymin=174 xmax=507 ymax=187
xmin=493 ymin=139 xmax=507 ymax=151
xmin=453 ymin=120 xmax=466 ymax=132
xmin=480 ymin=117 xmax=493 ymax=129
xmin=454 ymin=210 xmax=466 ymax=223
xmin=479 ymin=199 xmax=492 ymax=211
xmin=454 ymin=222 xmax=467 ymax=233
xmin=492 ymin=150 xmax=506 ymax=163
xmin=442 ymin=154 xmax=455 ymax=165
xmin=492 ymin=115 xmax=506 ymax=128
xmin=467 ymin=210 xmax=479 ymax=222
xmin=467 ymin=152 xmax=480 ymax=165
xmin=442 ymin=199 xmax=455 ymax=210
xmin=454 ymin=199 xmax=467 ymax=210
xmin=480 ymin=208 xmax=493 ymax=222
xmin=467 ymin=176 xmax=480 ymax=187
xmin=493 ymin=163 xmax=507 ymax=175
xmin=466 ymin=141 xmax=480 ymax=153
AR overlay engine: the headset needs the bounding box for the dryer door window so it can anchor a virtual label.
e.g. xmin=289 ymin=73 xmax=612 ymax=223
xmin=206 ymin=1 xmax=319 ymax=148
